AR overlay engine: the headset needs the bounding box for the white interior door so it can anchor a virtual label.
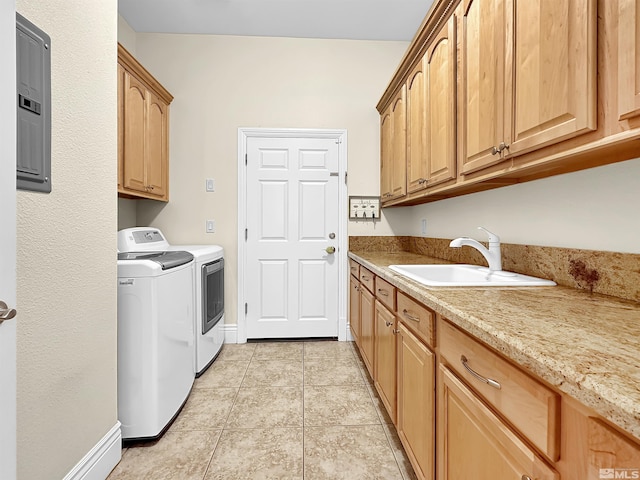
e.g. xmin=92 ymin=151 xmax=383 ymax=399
xmin=245 ymin=136 xmax=340 ymax=339
xmin=0 ymin=1 xmax=17 ymax=478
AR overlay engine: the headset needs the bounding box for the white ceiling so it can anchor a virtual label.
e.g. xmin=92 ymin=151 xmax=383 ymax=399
xmin=118 ymin=0 xmax=435 ymax=42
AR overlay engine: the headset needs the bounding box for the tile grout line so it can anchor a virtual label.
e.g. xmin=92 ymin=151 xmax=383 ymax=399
xmin=201 ymin=344 xmax=255 ymax=479
xmin=302 ymin=342 xmax=306 ymax=479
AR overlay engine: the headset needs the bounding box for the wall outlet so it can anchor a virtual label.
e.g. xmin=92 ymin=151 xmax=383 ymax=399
xmin=421 ymin=218 xmax=427 ymax=235
xmin=206 ymin=178 xmax=215 ymax=192
xmin=206 ymin=220 xmax=215 ymax=233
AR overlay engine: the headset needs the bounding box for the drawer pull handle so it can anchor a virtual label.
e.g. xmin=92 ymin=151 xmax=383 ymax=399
xmin=460 ymin=355 xmax=501 ymax=390
xmin=385 ymin=320 xmax=393 ymax=327
xmin=361 ymin=275 xmax=371 ymax=281
xmin=521 ymin=476 xmax=532 ymax=480
xmin=377 ymin=288 xmax=389 ymax=296
xmin=402 ymin=309 xmax=420 ymax=322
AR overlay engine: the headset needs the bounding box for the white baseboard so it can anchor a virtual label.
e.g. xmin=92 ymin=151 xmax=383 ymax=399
xmin=63 ymin=422 xmax=121 ymax=480
xmin=223 ymin=323 xmax=238 ymax=343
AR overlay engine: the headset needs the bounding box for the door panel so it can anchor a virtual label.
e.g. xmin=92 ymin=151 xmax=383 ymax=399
xmin=407 ymin=58 xmax=427 ymax=193
xmin=391 ymin=87 xmax=407 ymax=199
xmin=618 ymin=0 xmax=640 ymax=120
xmin=1 ymin=1 xmax=17 ymax=477
xmin=508 ymin=0 xmax=596 ymax=155
xmin=380 ymin=107 xmax=393 ymax=201
xmin=123 ymin=71 xmax=147 ymax=192
xmin=427 ymin=14 xmax=456 ymax=187
xmin=145 ymin=92 xmax=167 ymax=197
xmin=246 ymin=136 xmax=339 ymax=338
xmin=461 ymin=0 xmax=506 ymax=174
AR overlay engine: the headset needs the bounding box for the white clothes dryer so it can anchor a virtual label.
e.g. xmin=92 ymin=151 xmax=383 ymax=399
xmin=117 ymin=249 xmax=195 ymax=440
xmin=118 ymin=228 xmax=225 ymax=376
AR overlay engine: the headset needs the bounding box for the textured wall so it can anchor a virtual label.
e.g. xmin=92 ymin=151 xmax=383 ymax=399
xmin=130 ymin=33 xmax=409 ymax=327
xmin=15 ymin=0 xmax=118 ymax=478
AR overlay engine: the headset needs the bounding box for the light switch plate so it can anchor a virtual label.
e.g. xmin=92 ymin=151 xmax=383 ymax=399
xmin=206 ymin=220 xmax=215 ymax=233
xmin=206 ymin=178 xmax=215 ymax=192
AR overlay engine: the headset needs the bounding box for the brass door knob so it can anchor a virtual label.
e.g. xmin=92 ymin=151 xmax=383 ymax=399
xmin=325 ymin=246 xmax=336 ymax=254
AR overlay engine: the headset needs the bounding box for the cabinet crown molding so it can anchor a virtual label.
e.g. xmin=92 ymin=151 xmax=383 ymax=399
xmin=117 ymin=43 xmax=174 ymax=105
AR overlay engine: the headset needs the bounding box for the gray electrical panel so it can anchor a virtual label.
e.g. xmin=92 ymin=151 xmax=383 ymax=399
xmin=16 ymin=13 xmax=51 ymax=193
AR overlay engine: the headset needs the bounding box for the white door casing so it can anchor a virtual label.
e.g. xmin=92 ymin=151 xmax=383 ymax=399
xmin=238 ymin=129 xmax=348 ymax=342
xmin=0 ymin=0 xmax=17 ymax=478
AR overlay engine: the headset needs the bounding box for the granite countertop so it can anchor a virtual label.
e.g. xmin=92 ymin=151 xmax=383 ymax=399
xmin=348 ymin=250 xmax=640 ymax=441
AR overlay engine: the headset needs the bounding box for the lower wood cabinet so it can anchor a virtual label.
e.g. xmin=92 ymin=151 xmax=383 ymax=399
xmin=374 ymin=300 xmax=397 ymax=423
xmin=438 ymin=365 xmax=559 ymax=480
xmin=349 ymin=275 xmax=361 ymax=345
xmin=397 ymin=323 xmax=435 ymax=480
xmin=359 ymin=286 xmax=375 ymax=375
xmin=587 ymin=417 xmax=640 ymax=480
xmin=347 ymin=257 xmax=640 ymax=480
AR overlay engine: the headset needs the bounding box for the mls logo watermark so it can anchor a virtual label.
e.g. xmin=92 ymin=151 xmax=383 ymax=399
xmin=600 ymin=468 xmax=640 ymax=479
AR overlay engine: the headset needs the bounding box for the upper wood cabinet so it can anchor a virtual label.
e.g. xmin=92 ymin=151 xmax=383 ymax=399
xmin=618 ymin=0 xmax=640 ymax=121
xmin=407 ymin=14 xmax=457 ymax=194
xmin=460 ymin=0 xmax=596 ymax=175
xmin=118 ymin=44 xmax=173 ymax=202
xmin=407 ymin=58 xmax=428 ymax=193
xmin=425 ymin=14 xmax=457 ymax=187
xmin=375 ymin=0 xmax=640 ymax=207
xmin=381 ymin=86 xmax=407 ymax=204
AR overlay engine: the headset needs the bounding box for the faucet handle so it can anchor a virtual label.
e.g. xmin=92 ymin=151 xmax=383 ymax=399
xmin=477 ymin=227 xmax=500 ymax=244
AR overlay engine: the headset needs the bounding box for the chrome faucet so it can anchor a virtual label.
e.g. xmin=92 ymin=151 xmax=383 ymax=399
xmin=449 ymin=227 xmax=502 ymax=272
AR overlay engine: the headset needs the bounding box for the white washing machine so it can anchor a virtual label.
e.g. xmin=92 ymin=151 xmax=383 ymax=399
xmin=117 ymin=246 xmax=195 ymax=440
xmin=118 ymin=228 xmax=225 ymax=376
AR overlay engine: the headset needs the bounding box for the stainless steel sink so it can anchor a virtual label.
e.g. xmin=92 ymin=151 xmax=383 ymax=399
xmin=388 ymin=264 xmax=556 ymax=287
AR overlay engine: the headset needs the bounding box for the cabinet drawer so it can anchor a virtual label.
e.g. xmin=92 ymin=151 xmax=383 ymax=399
xmin=375 ymin=276 xmax=396 ymax=311
xmin=397 ymin=292 xmax=435 ymax=348
xmin=439 ymin=319 xmax=560 ymax=461
xmin=359 ymin=267 xmax=375 ymax=293
xmin=349 ymin=259 xmax=360 ymax=278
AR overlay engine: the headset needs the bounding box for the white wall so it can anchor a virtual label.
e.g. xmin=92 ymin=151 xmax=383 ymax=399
xmin=16 ymin=1 xmax=118 ymax=479
xmin=403 ymin=158 xmax=640 ymax=253
xmin=131 ymin=32 xmax=409 ymax=326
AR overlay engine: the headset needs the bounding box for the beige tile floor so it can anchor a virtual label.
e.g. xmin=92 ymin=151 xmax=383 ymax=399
xmin=108 ymin=340 xmax=418 ymax=480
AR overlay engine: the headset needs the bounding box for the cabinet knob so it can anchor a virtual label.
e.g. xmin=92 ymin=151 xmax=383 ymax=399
xmin=521 ymin=476 xmax=532 ymax=480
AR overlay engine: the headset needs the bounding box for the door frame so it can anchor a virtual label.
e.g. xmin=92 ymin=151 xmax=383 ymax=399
xmin=237 ymin=128 xmax=348 ymax=343
xmin=0 ymin=0 xmax=17 ymax=478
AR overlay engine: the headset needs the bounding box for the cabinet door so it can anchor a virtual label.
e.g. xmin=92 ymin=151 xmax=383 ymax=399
xmin=145 ymin=91 xmax=168 ymax=198
xmin=359 ymin=287 xmax=375 ymax=376
xmin=391 ymin=86 xmax=407 ymax=199
xmin=380 ymin=106 xmax=393 ymax=201
xmin=374 ymin=300 xmax=397 ymax=423
xmin=460 ymin=0 xmax=506 ymax=174
xmin=507 ymin=0 xmax=596 ymax=156
xmin=117 ymin=64 xmax=124 ymax=190
xmin=349 ymin=276 xmax=361 ymax=346
xmin=122 ymin=71 xmax=148 ymax=193
xmin=426 ymin=14 xmax=456 ymax=187
xmin=619 ymin=0 xmax=640 ymax=120
xmin=587 ymin=417 xmax=640 ymax=480
xmin=439 ymin=366 xmax=559 ymax=480
xmin=397 ymin=323 xmax=434 ymax=480
xmin=407 ymin=58 xmax=428 ymax=193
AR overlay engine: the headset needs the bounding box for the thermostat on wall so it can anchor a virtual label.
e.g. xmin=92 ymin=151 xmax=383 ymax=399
xmin=349 ymin=196 xmax=380 ymax=220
